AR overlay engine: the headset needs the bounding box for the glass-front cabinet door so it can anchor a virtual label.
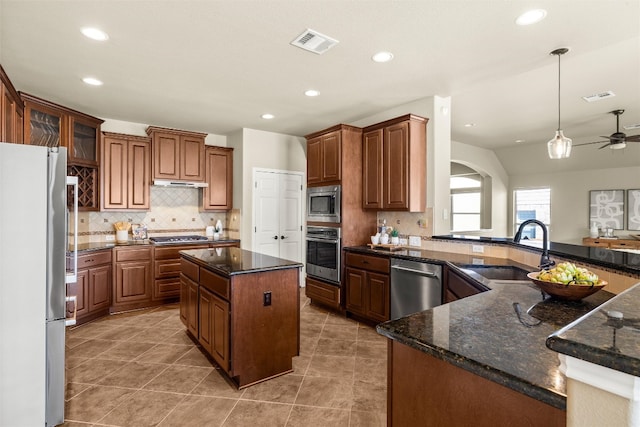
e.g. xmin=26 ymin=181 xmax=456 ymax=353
xmin=23 ymin=99 xmax=65 ymax=148
xmin=69 ymin=115 xmax=101 ymax=167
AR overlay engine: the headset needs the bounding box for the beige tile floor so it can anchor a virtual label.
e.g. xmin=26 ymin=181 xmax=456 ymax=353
xmin=63 ymin=291 xmax=387 ymax=426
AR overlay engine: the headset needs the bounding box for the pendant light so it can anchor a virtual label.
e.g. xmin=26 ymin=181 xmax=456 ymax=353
xmin=547 ymin=48 xmax=572 ymax=159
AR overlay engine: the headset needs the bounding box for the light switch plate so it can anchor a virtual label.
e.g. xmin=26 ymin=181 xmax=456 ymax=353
xmin=472 ymin=245 xmax=485 ymax=253
xmin=399 ymin=238 xmax=408 ymax=246
xmin=409 ymin=236 xmax=421 ymax=247
xmin=105 ymin=235 xmax=115 ymax=242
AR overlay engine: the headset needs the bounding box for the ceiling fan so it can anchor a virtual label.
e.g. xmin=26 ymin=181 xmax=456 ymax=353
xmin=574 ymin=109 xmax=640 ymax=150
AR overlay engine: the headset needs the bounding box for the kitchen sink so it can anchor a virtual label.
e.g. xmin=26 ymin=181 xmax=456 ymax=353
xmin=462 ymin=265 xmax=531 ymax=281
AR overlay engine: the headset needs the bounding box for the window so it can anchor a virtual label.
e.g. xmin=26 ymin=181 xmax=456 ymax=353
xmin=450 ymin=162 xmax=492 ymax=232
xmin=514 ymin=188 xmax=551 ymax=239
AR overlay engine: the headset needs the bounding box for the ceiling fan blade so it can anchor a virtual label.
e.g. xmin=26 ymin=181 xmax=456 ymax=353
xmin=599 ymin=142 xmax=613 ymax=149
xmin=625 ymin=134 xmax=640 ymax=142
xmin=599 ymin=136 xmax=612 ymax=139
xmin=574 ymin=140 xmax=609 ymax=147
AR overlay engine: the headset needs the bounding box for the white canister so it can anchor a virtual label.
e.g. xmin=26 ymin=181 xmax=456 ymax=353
xmin=116 ymin=230 xmax=128 ymax=243
xmin=206 ymin=226 xmax=215 ymax=237
xmin=589 ymin=222 xmax=599 ymax=238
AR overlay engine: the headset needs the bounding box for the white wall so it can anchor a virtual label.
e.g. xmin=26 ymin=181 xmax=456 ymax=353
xmin=451 ymin=140 xmax=509 ymax=237
xmin=228 ymin=128 xmax=306 ymax=249
xmin=509 ymin=166 xmax=640 ymax=244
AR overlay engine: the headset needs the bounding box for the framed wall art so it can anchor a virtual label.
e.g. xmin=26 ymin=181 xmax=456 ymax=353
xmin=627 ymin=189 xmax=640 ymax=231
xmin=589 ymin=189 xmax=625 ymax=230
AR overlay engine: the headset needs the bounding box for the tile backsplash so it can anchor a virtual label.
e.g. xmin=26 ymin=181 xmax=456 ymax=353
xmin=72 ymin=187 xmax=238 ymax=244
xmin=376 ymin=208 xmax=434 ymax=246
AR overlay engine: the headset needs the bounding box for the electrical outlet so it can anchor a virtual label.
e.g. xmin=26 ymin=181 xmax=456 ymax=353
xmin=472 ymin=245 xmax=485 ymax=254
xmin=105 ymin=235 xmax=115 ymax=242
xmin=399 ymin=238 xmax=408 ymax=246
xmin=472 ymin=258 xmax=485 ymax=265
xmin=263 ymin=291 xmax=272 ymax=306
xmin=409 ymin=236 xmax=421 ymax=247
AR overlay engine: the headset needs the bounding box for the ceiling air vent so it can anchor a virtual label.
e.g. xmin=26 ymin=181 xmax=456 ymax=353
xmin=582 ymin=91 xmax=616 ymax=102
xmin=290 ymin=29 xmax=338 ymax=55
xmin=623 ymin=123 xmax=640 ymax=131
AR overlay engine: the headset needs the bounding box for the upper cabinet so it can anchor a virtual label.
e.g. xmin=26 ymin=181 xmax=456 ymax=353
xmin=146 ymin=126 xmax=206 ymax=182
xmin=306 ymin=128 xmax=343 ymax=186
xmin=362 ymin=114 xmax=427 ymax=212
xmin=201 ymin=146 xmax=233 ymax=211
xmin=102 ymin=132 xmax=151 ymax=211
xmin=21 ymin=92 xmax=104 ymax=211
xmin=0 ymin=65 xmax=24 ymax=144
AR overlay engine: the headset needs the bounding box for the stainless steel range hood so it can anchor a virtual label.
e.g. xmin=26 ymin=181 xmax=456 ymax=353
xmin=153 ymin=180 xmax=208 ymax=188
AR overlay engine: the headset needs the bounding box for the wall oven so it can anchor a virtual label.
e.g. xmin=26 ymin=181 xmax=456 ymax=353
xmin=306 ymin=226 xmax=341 ymax=284
xmin=307 ymin=185 xmax=341 ymax=223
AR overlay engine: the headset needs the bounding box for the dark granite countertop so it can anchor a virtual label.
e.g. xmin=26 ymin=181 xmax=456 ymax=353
xmin=68 ymin=237 xmax=240 ymax=254
xmin=376 ymin=280 xmax=614 ymax=409
xmin=432 ymin=234 xmax=640 ymax=276
xmin=547 ymin=282 xmax=640 ymax=377
xmin=180 ymin=247 xmax=303 ymax=277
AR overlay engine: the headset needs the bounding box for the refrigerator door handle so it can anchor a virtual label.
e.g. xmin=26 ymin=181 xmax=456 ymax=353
xmin=65 ymin=295 xmax=77 ymax=326
xmin=66 ymin=176 xmax=78 ymax=284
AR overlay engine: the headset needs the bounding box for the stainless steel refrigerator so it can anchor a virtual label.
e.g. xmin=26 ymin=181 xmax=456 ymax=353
xmin=0 ymin=142 xmax=77 ymax=426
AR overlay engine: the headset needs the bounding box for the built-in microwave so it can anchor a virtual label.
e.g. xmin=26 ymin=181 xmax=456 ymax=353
xmin=307 ymin=185 xmax=341 ymax=223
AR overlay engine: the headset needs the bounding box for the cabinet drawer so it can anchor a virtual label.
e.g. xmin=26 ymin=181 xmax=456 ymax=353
xmin=153 ymin=278 xmax=180 ymax=300
xmin=74 ymin=250 xmax=112 ymax=268
xmin=155 ymin=259 xmax=181 ymax=278
xmin=345 ymin=252 xmax=389 ymax=273
xmin=115 ymin=246 xmax=152 ymax=262
xmin=181 ymin=258 xmax=199 ymax=282
xmin=305 ymin=276 xmax=340 ymax=309
xmin=200 ymin=268 xmax=230 ymax=300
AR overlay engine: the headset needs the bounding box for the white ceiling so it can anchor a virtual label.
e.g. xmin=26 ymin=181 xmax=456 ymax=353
xmin=1 ymin=0 xmax=639 ymax=168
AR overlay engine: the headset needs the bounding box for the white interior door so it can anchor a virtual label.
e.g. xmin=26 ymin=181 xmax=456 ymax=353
xmin=253 ymin=170 xmax=303 ymax=263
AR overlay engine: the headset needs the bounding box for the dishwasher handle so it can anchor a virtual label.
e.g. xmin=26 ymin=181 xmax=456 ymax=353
xmin=391 ymin=264 xmax=438 ymax=278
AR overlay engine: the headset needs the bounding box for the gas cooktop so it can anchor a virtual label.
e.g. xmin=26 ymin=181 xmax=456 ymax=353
xmin=149 ymin=235 xmax=209 ymax=244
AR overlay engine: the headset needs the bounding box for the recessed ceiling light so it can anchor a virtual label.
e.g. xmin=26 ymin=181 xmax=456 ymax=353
xmin=372 ymin=51 xmax=394 ymax=63
xmin=515 ymin=139 xmax=525 ymax=143
xmin=82 ymin=77 xmax=103 ymax=86
xmin=261 ymin=113 xmax=274 ymax=120
xmin=304 ymin=90 xmax=320 ymax=97
xmin=81 ymin=27 xmax=109 ymax=41
xmin=464 ymin=123 xmax=476 ymax=128
xmin=515 ymin=9 xmax=547 ymax=26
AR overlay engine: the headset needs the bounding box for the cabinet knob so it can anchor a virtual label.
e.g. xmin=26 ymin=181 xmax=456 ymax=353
xmin=273 ymin=235 xmax=279 ymax=240
xmin=281 ymin=235 xmax=287 ymax=240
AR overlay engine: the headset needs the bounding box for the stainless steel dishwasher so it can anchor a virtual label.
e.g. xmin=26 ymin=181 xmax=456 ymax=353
xmin=390 ymin=258 xmax=442 ymax=320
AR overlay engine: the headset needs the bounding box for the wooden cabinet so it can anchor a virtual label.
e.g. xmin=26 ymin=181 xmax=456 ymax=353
xmin=362 ymin=114 xmax=427 ymax=211
xmin=344 ymin=252 xmax=390 ymax=322
xmin=445 ymin=267 xmax=485 ymax=303
xmin=306 ymin=129 xmax=341 ymax=185
xmin=66 ymin=249 xmax=112 ymax=325
xmin=199 ymin=286 xmax=230 ymax=371
xmin=1 ymin=65 xmax=24 ymax=144
xmin=146 ymin=126 xmax=206 ymax=182
xmin=154 ymin=241 xmax=238 ymax=303
xmin=582 ymin=237 xmax=640 ymax=250
xmin=201 ymin=146 xmax=233 ymax=211
xmin=102 ymin=132 xmax=151 ymax=211
xmin=388 ymin=340 xmax=566 ymax=427
xmin=112 ymin=246 xmax=153 ymax=312
xmin=305 ymin=276 xmax=340 ymax=310
xmin=21 ymin=92 xmax=103 ymax=210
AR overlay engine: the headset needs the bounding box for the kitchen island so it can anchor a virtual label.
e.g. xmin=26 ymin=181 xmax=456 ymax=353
xmin=179 ymin=247 xmax=302 ymax=388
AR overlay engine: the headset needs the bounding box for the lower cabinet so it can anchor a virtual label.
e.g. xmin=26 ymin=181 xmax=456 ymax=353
xmin=305 ymin=276 xmax=340 ymax=310
xmin=112 ymin=245 xmax=153 ymax=312
xmin=344 ymin=252 xmax=390 ymax=323
xmin=445 ymin=267 xmax=485 ymax=302
xmin=66 ymin=249 xmax=112 ymax=325
xmin=199 ymin=287 xmax=230 ymax=371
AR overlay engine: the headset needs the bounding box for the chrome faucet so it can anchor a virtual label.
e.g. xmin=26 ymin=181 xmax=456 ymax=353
xmin=513 ymin=219 xmax=555 ymax=270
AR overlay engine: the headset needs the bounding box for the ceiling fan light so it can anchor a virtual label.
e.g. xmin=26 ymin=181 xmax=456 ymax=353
xmin=547 ymin=130 xmax=572 ymax=159
xmin=610 ymin=142 xmax=626 ymax=150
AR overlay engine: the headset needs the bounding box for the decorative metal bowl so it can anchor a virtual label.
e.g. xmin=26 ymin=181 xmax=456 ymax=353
xmin=527 ymin=272 xmax=607 ymax=301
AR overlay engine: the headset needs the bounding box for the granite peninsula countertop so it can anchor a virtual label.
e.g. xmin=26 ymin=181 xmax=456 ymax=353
xmin=180 ymin=247 xmax=303 ymax=277
xmin=376 ymin=280 xmax=614 ymax=409
xmin=547 ymin=282 xmax=640 ymax=377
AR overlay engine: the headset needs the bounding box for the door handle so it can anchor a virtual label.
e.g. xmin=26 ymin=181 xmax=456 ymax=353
xmin=281 ymin=235 xmax=287 ymax=239
xmin=273 ymin=235 xmax=279 ymax=240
